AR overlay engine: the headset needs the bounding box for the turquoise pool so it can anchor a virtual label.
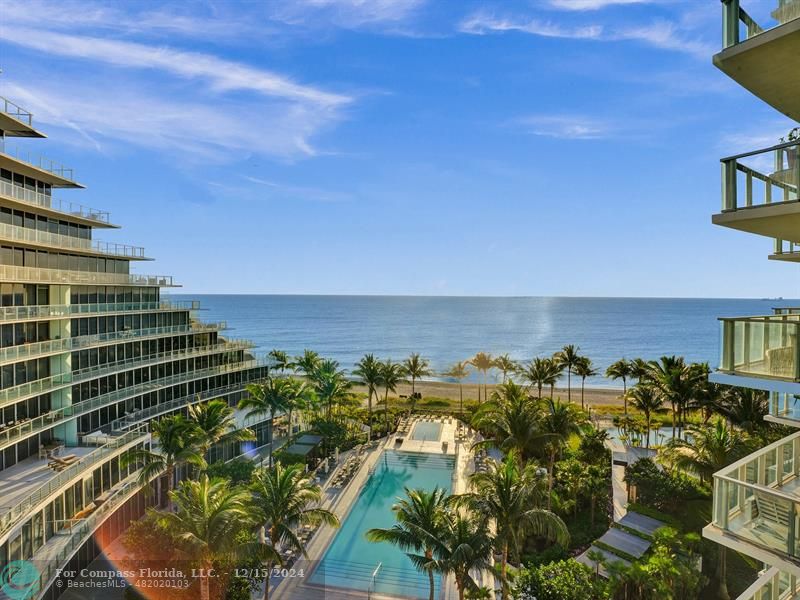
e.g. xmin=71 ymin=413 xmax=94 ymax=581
xmin=411 ymin=421 xmax=443 ymax=441
xmin=310 ymin=450 xmax=454 ymax=598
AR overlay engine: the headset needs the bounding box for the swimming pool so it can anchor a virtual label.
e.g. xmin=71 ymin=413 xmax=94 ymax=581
xmin=410 ymin=421 xmax=443 ymax=441
xmin=310 ymin=450 xmax=454 ymax=598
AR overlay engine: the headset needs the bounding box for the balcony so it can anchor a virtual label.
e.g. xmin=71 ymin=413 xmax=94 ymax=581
xmin=738 ymin=566 xmax=800 ymax=600
xmin=0 ymin=221 xmax=148 ymax=259
xmin=0 ymin=97 xmax=44 ymax=138
xmin=704 ymin=432 xmax=800 ymax=573
xmin=713 ymin=140 xmax=800 ymax=242
xmin=0 ymin=264 xmax=176 ymax=287
xmin=0 ymin=300 xmax=200 ymax=323
xmin=0 ymin=179 xmax=114 ymax=227
xmin=717 ymin=314 xmax=800 ymax=381
xmin=0 ymin=139 xmax=82 ymax=188
xmin=0 ymin=426 xmax=148 ymax=541
xmin=717 ymin=0 xmax=800 ymax=120
xmin=771 ymin=240 xmax=800 ymax=262
xmin=0 ymin=321 xmax=227 ymax=366
xmin=0 ymin=359 xmax=267 ymax=450
xmin=0 ymin=339 xmax=253 ymax=409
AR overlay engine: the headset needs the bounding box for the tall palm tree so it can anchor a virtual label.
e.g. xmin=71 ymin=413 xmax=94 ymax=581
xmin=378 ymin=359 xmax=404 ymax=431
xmin=353 ymin=353 xmax=382 ymax=440
xmin=625 ymin=384 xmax=662 ymax=449
xmin=402 ymin=353 xmax=432 ymax=397
xmin=667 ymin=419 xmax=750 ymax=600
xmin=538 ymin=398 xmax=583 ymax=509
xmin=605 ymin=359 xmax=633 ymax=414
xmin=428 ymin=509 xmax=494 ymax=600
xmin=367 ymin=488 xmax=448 ymax=600
xmin=573 ymin=356 xmax=597 ymax=411
xmin=294 ymin=349 xmax=321 ymax=378
xmin=251 ymin=462 xmax=340 ymax=600
xmin=469 ymin=352 xmax=494 ymax=404
xmin=716 ymin=387 xmax=769 ymax=434
xmin=239 ymin=378 xmax=293 ymax=467
xmin=442 ymin=361 xmax=471 ymax=415
xmin=493 ymin=354 xmax=516 ymax=384
xmin=460 ymin=449 xmax=568 ymax=599
xmin=554 ymin=344 xmax=581 ymax=403
xmin=124 ymin=414 xmax=205 ymax=505
xmin=311 ymin=359 xmax=351 ymax=419
xmin=647 ymin=356 xmax=703 ymax=439
xmin=629 ymin=357 xmax=650 ymax=384
xmin=472 ymin=382 xmax=541 ymax=461
xmin=517 ymin=357 xmax=560 ymax=399
xmin=157 ymin=475 xmax=257 ymax=600
xmin=188 ymin=398 xmax=255 ymax=456
xmin=268 ymin=349 xmax=293 ymax=374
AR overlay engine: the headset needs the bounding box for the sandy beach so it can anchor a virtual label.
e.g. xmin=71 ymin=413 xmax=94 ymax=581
xmin=350 ymin=379 xmax=627 ymax=408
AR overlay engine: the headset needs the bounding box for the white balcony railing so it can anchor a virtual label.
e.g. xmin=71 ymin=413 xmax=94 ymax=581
xmin=0 ymin=180 xmax=111 ymax=224
xmin=0 ymin=264 xmax=175 ymax=287
xmin=0 ymin=300 xmax=199 ymax=322
xmin=719 ymin=314 xmax=800 ymax=381
xmin=722 ymin=0 xmax=800 ymax=49
xmin=738 ymin=567 xmax=800 ymax=600
xmin=721 ymin=141 xmax=800 ymax=212
xmin=0 ymin=221 xmax=145 ymax=258
xmin=0 ymin=96 xmax=32 ymax=126
xmin=0 ymin=139 xmax=76 ymax=182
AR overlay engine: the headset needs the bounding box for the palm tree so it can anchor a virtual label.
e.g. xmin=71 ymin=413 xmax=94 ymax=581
xmin=573 ymin=356 xmax=597 ymax=410
xmin=493 ymin=354 xmax=516 ymax=384
xmin=442 ymin=361 xmax=471 ymax=416
xmin=625 ymin=384 xmax=662 ymax=449
xmin=251 ymin=462 xmax=339 ymax=600
xmin=157 ymin=475 xmax=257 ymax=600
xmin=294 ymin=349 xmax=321 ymax=378
xmin=554 ymin=344 xmax=581 ymax=403
xmin=517 ymin=357 xmax=560 ymax=399
xmin=461 ymin=449 xmax=568 ymax=599
xmin=188 ymin=398 xmax=255 ymax=456
xmin=124 ymin=414 xmax=205 ymax=505
xmin=268 ymin=349 xmax=293 ymax=374
xmin=629 ymin=357 xmax=650 ymax=384
xmin=716 ymin=387 xmax=769 ymax=434
xmin=469 ymin=352 xmax=494 ymax=404
xmin=647 ymin=356 xmax=703 ymax=439
xmin=402 ymin=353 xmax=432 ymax=398
xmin=472 ymin=382 xmax=541 ymax=461
xmin=667 ymin=419 xmax=750 ymax=600
xmin=239 ymin=378 xmax=293 ymax=467
xmin=605 ymin=359 xmax=633 ymax=414
xmin=378 ymin=359 xmax=404 ymax=432
xmin=311 ymin=359 xmax=351 ymax=419
xmin=367 ymin=488 xmax=448 ymax=600
xmin=353 ymin=353 xmax=382 ymax=440
xmin=538 ymin=398 xmax=583 ymax=509
xmin=429 ymin=509 xmax=494 ymax=600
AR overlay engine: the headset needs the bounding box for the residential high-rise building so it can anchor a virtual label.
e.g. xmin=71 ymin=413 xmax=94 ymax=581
xmin=0 ymin=95 xmax=270 ymax=599
xmin=703 ymin=2 xmax=800 ymax=599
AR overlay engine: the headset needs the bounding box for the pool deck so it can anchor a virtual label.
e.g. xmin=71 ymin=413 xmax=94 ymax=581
xmin=271 ymin=417 xmax=480 ymax=600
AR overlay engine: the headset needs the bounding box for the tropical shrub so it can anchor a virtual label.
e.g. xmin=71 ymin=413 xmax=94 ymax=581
xmin=512 ymin=559 xmax=609 ymax=600
xmin=624 ymin=458 xmax=706 ymax=512
xmin=205 ymin=458 xmax=256 ymax=485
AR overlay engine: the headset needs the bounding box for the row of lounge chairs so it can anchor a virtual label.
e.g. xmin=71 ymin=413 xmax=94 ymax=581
xmin=48 ymin=454 xmax=79 ymax=472
xmin=329 ymin=455 xmax=363 ymax=487
xmin=396 ymin=417 xmax=414 ymax=436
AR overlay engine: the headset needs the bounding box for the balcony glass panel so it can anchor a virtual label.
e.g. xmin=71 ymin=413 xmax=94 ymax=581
xmin=0 ymin=180 xmax=111 ymax=224
xmin=721 ymin=141 xmax=800 ymax=211
xmin=722 ymin=0 xmax=800 ymax=49
xmin=0 ymin=222 xmax=145 ymax=258
xmin=0 ymin=264 xmax=174 ymax=287
xmin=720 ymin=316 xmax=800 ymax=380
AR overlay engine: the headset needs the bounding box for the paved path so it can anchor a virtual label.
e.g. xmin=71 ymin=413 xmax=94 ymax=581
xmin=618 ymin=511 xmax=665 ymax=538
xmin=575 ymin=545 xmax=631 ymax=579
xmin=596 ymin=528 xmax=650 ymax=559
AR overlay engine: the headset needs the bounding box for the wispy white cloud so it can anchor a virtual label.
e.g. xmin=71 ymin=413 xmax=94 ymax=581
xmin=459 ymin=12 xmax=602 ymax=39
xmin=549 ymin=0 xmax=651 ymax=11
xmin=517 ymin=115 xmax=611 ymax=139
xmin=269 ymin=0 xmax=426 ymax=29
xmin=241 ymin=176 xmax=354 ymax=203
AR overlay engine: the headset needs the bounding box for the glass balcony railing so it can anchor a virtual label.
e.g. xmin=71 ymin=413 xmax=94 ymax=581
xmin=0 ymin=264 xmax=175 ymax=287
xmin=0 ymin=221 xmax=146 ymax=258
xmin=0 ymin=139 xmax=76 ymax=183
xmin=0 ymin=300 xmax=200 ymax=322
xmin=0 ymin=425 xmax=148 ymax=538
xmin=772 ymin=240 xmax=800 ymax=260
xmin=721 ymin=140 xmax=800 ymax=212
xmin=711 ymin=432 xmax=800 ymax=560
xmin=0 ymin=96 xmax=33 ymax=127
xmin=774 ymin=306 xmax=800 ymax=315
xmin=0 ymin=339 xmax=253 ymax=409
xmin=0 ymin=321 xmax=226 ymax=366
xmin=0 ymin=180 xmax=111 ymax=224
xmin=722 ymin=0 xmax=800 ymax=49
xmin=719 ymin=315 xmax=800 ymax=380
xmin=0 ymin=359 xmax=267 ymax=449
xmin=738 ymin=567 xmax=800 ymax=600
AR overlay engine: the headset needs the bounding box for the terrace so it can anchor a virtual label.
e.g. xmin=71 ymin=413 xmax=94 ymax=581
xmin=738 ymin=566 xmax=800 ymax=600
xmin=0 ymin=264 xmax=176 ymax=287
xmin=0 ymin=139 xmax=82 ymax=188
xmin=705 ymin=431 xmax=800 ymax=572
xmin=0 ymin=299 xmax=200 ymax=324
xmin=716 ymin=0 xmax=800 ymax=120
xmin=0 ymin=179 xmax=114 ymax=227
xmin=716 ymin=313 xmax=800 ymax=381
xmin=713 ymin=140 xmax=800 ymax=243
xmin=0 ymin=221 xmax=148 ymax=259
xmin=0 ymin=96 xmax=44 ymax=138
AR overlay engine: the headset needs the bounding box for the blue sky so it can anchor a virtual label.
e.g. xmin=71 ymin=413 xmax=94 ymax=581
xmin=0 ymin=0 xmax=796 ymax=297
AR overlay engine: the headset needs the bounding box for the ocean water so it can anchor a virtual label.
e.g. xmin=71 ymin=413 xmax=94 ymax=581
xmin=166 ymin=295 xmax=798 ymax=388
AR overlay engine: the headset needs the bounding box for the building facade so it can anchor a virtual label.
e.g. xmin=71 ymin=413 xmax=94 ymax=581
xmin=0 ymin=96 xmax=270 ymax=599
xmin=702 ymin=2 xmax=800 ymax=599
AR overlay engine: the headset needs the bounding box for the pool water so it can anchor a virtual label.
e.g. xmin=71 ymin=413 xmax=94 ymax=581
xmin=411 ymin=422 xmax=443 ymax=442
xmin=310 ymin=450 xmax=454 ymax=598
